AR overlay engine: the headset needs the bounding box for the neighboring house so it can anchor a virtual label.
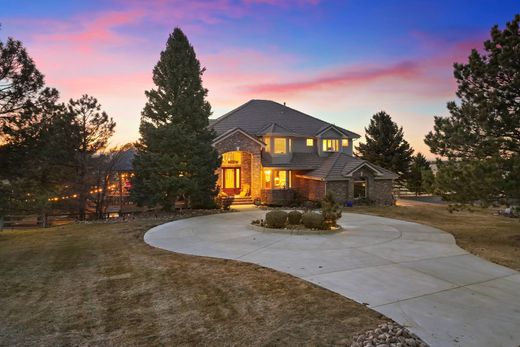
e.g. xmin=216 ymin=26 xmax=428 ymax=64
xmin=210 ymin=99 xmax=397 ymax=205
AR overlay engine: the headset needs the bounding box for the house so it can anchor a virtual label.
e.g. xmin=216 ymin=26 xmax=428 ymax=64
xmin=210 ymin=100 xmax=397 ymax=205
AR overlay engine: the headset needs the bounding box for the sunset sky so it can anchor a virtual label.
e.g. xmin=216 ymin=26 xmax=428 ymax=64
xmin=2 ymin=1 xmax=518 ymax=157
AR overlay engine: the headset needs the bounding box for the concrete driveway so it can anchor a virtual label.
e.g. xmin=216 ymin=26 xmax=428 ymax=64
xmin=144 ymin=210 xmax=520 ymax=347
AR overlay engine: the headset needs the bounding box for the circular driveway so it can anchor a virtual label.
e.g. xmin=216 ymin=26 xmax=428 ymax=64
xmin=145 ymin=210 xmax=520 ymax=347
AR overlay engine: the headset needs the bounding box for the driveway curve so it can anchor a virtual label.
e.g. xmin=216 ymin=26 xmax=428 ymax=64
xmin=144 ymin=210 xmax=520 ymax=347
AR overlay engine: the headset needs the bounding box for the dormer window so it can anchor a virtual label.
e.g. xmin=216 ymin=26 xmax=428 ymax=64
xmin=322 ymin=139 xmax=339 ymax=152
xmin=342 ymin=139 xmax=349 ymax=147
xmin=306 ymin=138 xmax=314 ymax=146
xmin=274 ymin=137 xmax=287 ymax=154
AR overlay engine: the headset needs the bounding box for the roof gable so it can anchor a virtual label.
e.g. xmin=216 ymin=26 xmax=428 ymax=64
xmin=256 ymin=122 xmax=303 ymax=137
xmin=212 ymin=127 xmax=265 ymax=147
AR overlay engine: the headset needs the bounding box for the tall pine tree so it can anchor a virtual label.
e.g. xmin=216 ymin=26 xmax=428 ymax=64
xmin=406 ymin=153 xmax=433 ymax=196
xmin=356 ymin=111 xmax=413 ymax=181
xmin=132 ymin=28 xmax=219 ymax=210
xmin=425 ymin=14 xmax=520 ymax=204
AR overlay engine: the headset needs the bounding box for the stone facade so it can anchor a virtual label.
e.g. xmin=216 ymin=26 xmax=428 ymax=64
xmin=370 ymin=179 xmax=394 ymax=205
xmin=325 ymin=181 xmax=348 ymax=203
xmin=213 ymin=131 xmax=262 ymax=199
xmin=299 ymin=170 xmax=394 ymax=206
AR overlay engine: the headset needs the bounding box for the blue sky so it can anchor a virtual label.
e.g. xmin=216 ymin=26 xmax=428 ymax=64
xmin=1 ymin=0 xmax=518 ymax=157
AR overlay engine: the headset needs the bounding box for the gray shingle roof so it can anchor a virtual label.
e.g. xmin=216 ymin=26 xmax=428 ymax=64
xmin=210 ymin=100 xmax=360 ymax=138
xmin=298 ymin=153 xmax=398 ymax=181
xmin=261 ymin=152 xmax=325 ymax=170
xmin=256 ymin=122 xmax=303 ymax=137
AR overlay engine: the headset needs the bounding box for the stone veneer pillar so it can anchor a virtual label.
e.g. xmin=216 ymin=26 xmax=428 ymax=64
xmin=251 ymin=153 xmax=262 ymax=199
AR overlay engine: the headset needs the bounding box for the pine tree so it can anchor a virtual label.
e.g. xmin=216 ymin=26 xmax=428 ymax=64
xmin=425 ymin=14 xmax=520 ymax=204
xmin=0 ymin=88 xmax=77 ymax=225
xmin=0 ymin=30 xmax=44 ymax=119
xmin=406 ymin=153 xmax=433 ymax=196
xmin=132 ymin=28 xmax=219 ymax=210
xmin=67 ymin=95 xmax=116 ymax=220
xmin=356 ymin=111 xmax=413 ymax=181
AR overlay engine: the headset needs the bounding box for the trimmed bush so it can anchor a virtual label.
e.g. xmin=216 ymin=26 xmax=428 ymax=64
xmin=302 ymin=212 xmax=324 ymax=230
xmin=287 ymin=210 xmax=302 ymax=225
xmin=265 ymin=210 xmax=288 ymax=229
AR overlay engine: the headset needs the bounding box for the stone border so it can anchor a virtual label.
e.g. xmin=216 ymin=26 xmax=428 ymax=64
xmin=248 ymin=223 xmax=343 ymax=235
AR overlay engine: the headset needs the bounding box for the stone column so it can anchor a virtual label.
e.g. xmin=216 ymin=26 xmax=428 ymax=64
xmin=347 ymin=179 xmax=354 ymax=201
xmin=251 ymin=153 xmax=262 ymax=199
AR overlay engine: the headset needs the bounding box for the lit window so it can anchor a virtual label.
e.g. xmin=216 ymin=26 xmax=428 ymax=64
xmin=342 ymin=139 xmax=349 ymax=147
xmin=264 ymin=170 xmax=291 ymax=189
xmin=274 ymin=170 xmax=287 ymax=188
xmin=222 ymin=151 xmax=241 ymax=165
xmin=264 ymin=169 xmax=271 ymax=189
xmin=322 ymin=139 xmax=339 ymax=152
xmin=306 ymin=138 xmax=313 ymax=146
xmin=274 ymin=138 xmax=287 ymax=154
xmin=265 ymin=137 xmax=270 ymax=152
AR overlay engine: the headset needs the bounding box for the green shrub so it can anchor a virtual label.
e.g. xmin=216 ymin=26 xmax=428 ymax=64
xmin=321 ymin=192 xmax=342 ymax=228
xmin=287 ymin=210 xmax=302 ymax=225
xmin=265 ymin=210 xmax=288 ymax=229
xmin=302 ymin=212 xmax=324 ymax=229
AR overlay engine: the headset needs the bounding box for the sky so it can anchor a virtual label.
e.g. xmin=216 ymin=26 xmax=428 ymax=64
xmin=1 ymin=1 xmax=519 ymax=158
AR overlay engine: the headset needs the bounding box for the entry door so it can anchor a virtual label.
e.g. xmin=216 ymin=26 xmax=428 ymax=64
xmin=223 ymin=168 xmax=241 ymax=195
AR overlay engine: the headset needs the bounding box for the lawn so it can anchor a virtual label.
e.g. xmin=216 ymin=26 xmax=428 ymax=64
xmin=0 ymin=211 xmax=384 ymax=346
xmin=352 ymin=204 xmax=520 ymax=271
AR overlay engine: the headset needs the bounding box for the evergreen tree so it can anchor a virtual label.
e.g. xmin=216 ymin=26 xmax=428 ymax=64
xmin=0 ymin=29 xmax=44 ymax=119
xmin=356 ymin=111 xmax=413 ymax=181
xmin=132 ymin=28 xmax=219 ymax=210
xmin=406 ymin=153 xmax=433 ymax=196
xmin=67 ymin=95 xmax=116 ymax=220
xmin=0 ymin=88 xmax=77 ymax=225
xmin=425 ymin=14 xmax=520 ymax=204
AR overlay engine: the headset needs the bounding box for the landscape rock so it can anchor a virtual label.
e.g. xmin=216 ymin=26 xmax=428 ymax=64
xmin=351 ymin=322 xmax=428 ymax=347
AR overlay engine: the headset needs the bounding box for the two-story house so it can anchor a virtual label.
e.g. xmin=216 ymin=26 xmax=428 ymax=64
xmin=210 ymin=100 xmax=397 ymax=205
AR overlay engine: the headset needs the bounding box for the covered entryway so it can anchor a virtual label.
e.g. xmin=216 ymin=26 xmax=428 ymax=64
xmin=218 ymin=151 xmax=252 ymax=197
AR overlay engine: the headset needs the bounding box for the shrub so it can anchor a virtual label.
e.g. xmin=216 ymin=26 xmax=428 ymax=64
xmin=287 ymin=210 xmax=302 ymax=225
xmin=265 ymin=210 xmax=288 ymax=229
xmin=321 ymin=192 xmax=342 ymax=228
xmin=302 ymin=212 xmax=324 ymax=229
xmin=216 ymin=195 xmax=233 ymax=210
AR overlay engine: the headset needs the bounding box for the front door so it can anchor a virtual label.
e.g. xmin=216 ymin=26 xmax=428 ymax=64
xmin=223 ymin=168 xmax=241 ymax=195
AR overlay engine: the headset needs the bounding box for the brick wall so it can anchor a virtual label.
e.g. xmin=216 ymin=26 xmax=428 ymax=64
xmin=293 ymin=176 xmax=326 ymax=201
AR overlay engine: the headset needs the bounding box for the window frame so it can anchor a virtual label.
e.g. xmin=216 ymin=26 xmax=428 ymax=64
xmin=306 ymin=138 xmax=314 ymax=147
xmin=322 ymin=139 xmax=339 ymax=152
xmin=341 ymin=138 xmax=349 ymax=148
xmin=273 ymin=137 xmax=287 ymax=154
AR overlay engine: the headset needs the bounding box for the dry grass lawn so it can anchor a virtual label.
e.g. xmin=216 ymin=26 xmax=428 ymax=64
xmin=0 ymin=211 xmax=385 ymax=346
xmin=352 ymin=204 xmax=520 ymax=271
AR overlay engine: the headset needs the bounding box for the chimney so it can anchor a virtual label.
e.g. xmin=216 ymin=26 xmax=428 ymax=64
xmin=283 ymin=102 xmax=286 ymax=106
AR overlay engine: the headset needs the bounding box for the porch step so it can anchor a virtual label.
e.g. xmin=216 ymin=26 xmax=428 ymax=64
xmin=228 ymin=197 xmax=254 ymax=205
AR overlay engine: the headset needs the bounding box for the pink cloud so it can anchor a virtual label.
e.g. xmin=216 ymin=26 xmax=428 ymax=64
xmin=245 ymin=61 xmax=420 ymax=95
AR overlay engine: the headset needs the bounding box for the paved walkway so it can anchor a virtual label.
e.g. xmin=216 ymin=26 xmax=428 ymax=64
xmin=144 ymin=210 xmax=520 ymax=347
